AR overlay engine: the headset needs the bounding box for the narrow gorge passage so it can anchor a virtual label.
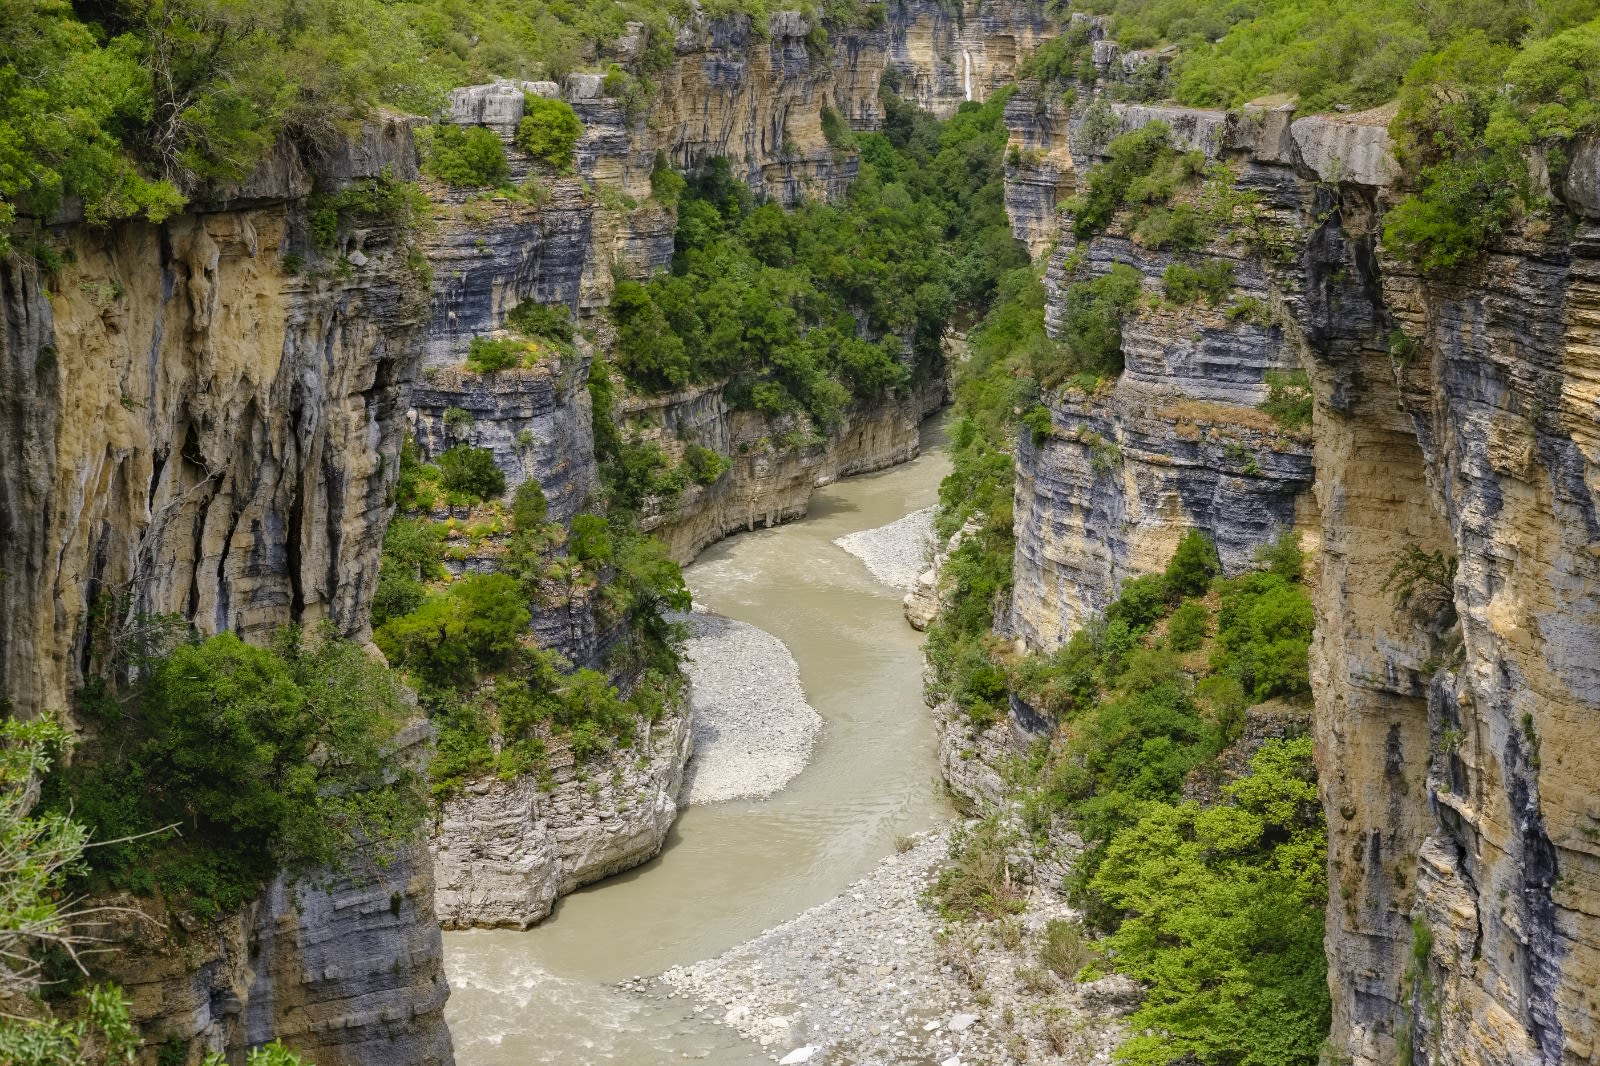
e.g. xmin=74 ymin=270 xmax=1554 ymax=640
xmin=444 ymin=418 xmax=953 ymax=1064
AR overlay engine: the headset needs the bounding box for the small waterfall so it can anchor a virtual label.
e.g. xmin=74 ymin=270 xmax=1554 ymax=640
xmin=963 ymin=49 xmax=974 ymax=101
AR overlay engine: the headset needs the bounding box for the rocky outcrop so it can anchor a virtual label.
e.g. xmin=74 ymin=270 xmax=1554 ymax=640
xmin=1003 ymin=88 xmax=1074 ymax=255
xmin=430 ymin=701 xmax=691 ymax=928
xmin=0 ymin=118 xmax=452 ymax=1063
xmin=92 ymin=727 xmax=451 ymax=1066
xmin=1009 ymin=102 xmax=1318 ymax=650
xmin=0 ymin=115 xmax=427 ymax=723
xmin=624 ymin=377 xmax=947 ymax=563
xmin=998 ymin=82 xmax=1600 ymax=1066
xmin=888 ymin=0 xmax=1055 ymax=117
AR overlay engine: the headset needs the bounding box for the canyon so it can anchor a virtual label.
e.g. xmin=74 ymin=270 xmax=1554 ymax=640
xmin=1 ymin=3 xmax=1598 ymax=1066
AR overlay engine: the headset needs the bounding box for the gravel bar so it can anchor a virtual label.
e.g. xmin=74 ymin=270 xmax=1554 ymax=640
xmin=832 ymin=506 xmax=937 ymax=592
xmin=678 ymin=611 xmax=824 ymax=805
xmin=656 ymin=828 xmax=1133 ymax=1065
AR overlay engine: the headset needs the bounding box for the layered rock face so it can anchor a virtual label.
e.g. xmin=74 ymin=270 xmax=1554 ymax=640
xmin=624 ymin=377 xmax=948 ymax=563
xmin=0 ymin=121 xmax=453 ymax=1061
xmin=1000 ymin=81 xmax=1600 ymax=1066
xmin=888 ymin=0 xmax=1055 ymax=117
xmin=431 ymin=702 xmax=691 ymax=928
xmin=1008 ymin=93 xmax=1318 ymax=651
xmin=0 ymin=118 xmax=426 ymax=723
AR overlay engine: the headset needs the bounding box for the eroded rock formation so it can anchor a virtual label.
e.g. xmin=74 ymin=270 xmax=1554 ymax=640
xmin=0 ymin=120 xmax=453 ymax=1062
xmin=998 ymin=72 xmax=1600 ymax=1066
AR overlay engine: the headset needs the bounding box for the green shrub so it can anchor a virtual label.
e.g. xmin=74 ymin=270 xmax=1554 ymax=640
xmin=820 ymin=105 xmax=857 ymax=150
xmin=1040 ymin=918 xmax=1091 ymax=979
xmin=465 ymin=336 xmax=531 ymax=372
xmin=1166 ymin=599 xmax=1210 ymax=651
xmin=507 ymin=300 xmax=574 ymax=342
xmin=373 ymin=517 xmax=446 ymax=626
xmin=1107 ymin=574 xmax=1169 ymax=633
xmin=419 ymin=124 xmax=510 ymax=187
xmin=437 ymin=445 xmax=505 ymax=500
xmin=650 ymin=153 xmax=687 ymax=208
xmin=1022 ymin=404 xmax=1053 ymax=445
xmin=1162 ymin=259 xmax=1236 ymax=305
xmin=569 ymin=513 xmax=614 ymax=566
xmin=374 ymin=573 xmax=530 ymax=691
xmin=442 ymin=406 xmax=474 ymax=435
xmin=1259 ymin=369 xmax=1313 ymax=430
xmin=933 ymin=817 xmax=1027 ymax=920
xmin=1164 ymin=529 xmax=1220 ymax=601
xmin=1256 ymin=530 xmax=1306 ymax=582
xmin=517 ymin=96 xmax=584 ymax=170
xmin=1210 ymin=566 xmax=1315 ymax=702
xmin=512 ymin=478 xmax=549 ymax=528
xmin=683 ymin=444 xmax=731 ymax=485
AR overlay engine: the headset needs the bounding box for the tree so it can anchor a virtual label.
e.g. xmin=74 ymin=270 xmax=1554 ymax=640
xmin=437 ymin=445 xmax=505 ymax=500
xmin=1164 ymin=529 xmax=1220 ymax=601
xmin=516 ymin=96 xmax=583 ymax=169
xmin=1089 ymin=738 xmax=1329 ymax=1066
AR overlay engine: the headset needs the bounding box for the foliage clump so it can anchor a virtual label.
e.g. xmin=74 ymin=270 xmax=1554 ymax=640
xmin=48 ymin=626 xmax=425 ymax=919
xmin=517 ymin=96 xmax=584 ymax=170
xmin=419 ymin=124 xmax=510 ymax=187
xmin=1259 ymin=369 xmax=1313 ymax=431
xmin=438 ymin=445 xmax=506 ymax=500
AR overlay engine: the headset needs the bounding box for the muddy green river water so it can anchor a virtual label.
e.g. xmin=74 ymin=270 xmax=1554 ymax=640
xmin=443 ymin=420 xmax=952 ymax=1063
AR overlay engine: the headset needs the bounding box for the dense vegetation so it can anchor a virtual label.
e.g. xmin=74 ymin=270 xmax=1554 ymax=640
xmin=377 ymin=426 xmax=689 ymax=797
xmin=609 ymin=88 xmax=1028 ymax=429
xmin=934 ymin=529 xmax=1327 ymax=1064
xmin=1022 ymin=2 xmax=1600 ymax=272
xmin=40 ymin=624 xmax=425 ymax=920
xmin=0 ymin=0 xmax=882 ymax=255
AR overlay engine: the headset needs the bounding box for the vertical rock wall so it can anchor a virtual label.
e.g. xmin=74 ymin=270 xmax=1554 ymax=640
xmin=0 ymin=121 xmax=455 ymax=1062
xmin=1007 ymin=96 xmax=1319 ymax=650
xmin=999 ymin=77 xmax=1600 ymax=1066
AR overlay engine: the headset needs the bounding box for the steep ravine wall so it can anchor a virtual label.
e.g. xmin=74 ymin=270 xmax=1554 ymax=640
xmin=412 ymin=4 xmax=1052 ymax=931
xmin=625 ymin=376 xmax=947 ymax=564
xmin=998 ymin=81 xmax=1600 ymax=1066
xmin=0 ymin=122 xmax=454 ymax=1063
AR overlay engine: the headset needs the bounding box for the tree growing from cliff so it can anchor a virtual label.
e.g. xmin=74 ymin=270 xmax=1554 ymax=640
xmin=50 ymin=626 xmax=426 ymax=918
xmin=517 ymin=96 xmax=584 ymax=171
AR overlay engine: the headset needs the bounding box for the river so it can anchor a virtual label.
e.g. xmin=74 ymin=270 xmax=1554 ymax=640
xmin=443 ymin=418 xmax=954 ymax=1063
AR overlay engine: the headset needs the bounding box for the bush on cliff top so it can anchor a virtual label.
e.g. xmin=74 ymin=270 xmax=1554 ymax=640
xmin=517 ymin=96 xmax=584 ymax=171
xmin=419 ymin=124 xmax=510 ymax=187
xmin=47 ymin=626 xmax=425 ymax=919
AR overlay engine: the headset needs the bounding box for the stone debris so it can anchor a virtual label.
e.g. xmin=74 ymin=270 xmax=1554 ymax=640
xmin=832 ymin=506 xmax=938 ymax=592
xmin=677 ymin=612 xmax=824 ymax=805
xmin=659 ymin=828 xmax=1129 ymax=1065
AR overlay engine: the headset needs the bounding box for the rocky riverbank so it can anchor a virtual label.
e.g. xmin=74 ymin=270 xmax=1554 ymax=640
xmin=679 ymin=611 xmax=824 ymax=805
xmin=832 ymin=506 xmax=938 ymax=592
xmin=657 ymin=828 xmax=1133 ymax=1065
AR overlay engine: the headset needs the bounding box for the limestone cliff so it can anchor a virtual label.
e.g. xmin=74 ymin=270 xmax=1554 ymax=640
xmin=431 ymin=702 xmax=691 ymax=928
xmin=998 ymin=78 xmax=1600 ymax=1066
xmin=888 ymin=0 xmax=1055 ymax=117
xmin=410 ymin=4 xmax=1033 ymax=930
xmin=0 ymin=121 xmax=453 ymax=1062
xmin=1007 ymin=89 xmax=1319 ymax=652
xmin=623 ymin=376 xmax=947 ymax=563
